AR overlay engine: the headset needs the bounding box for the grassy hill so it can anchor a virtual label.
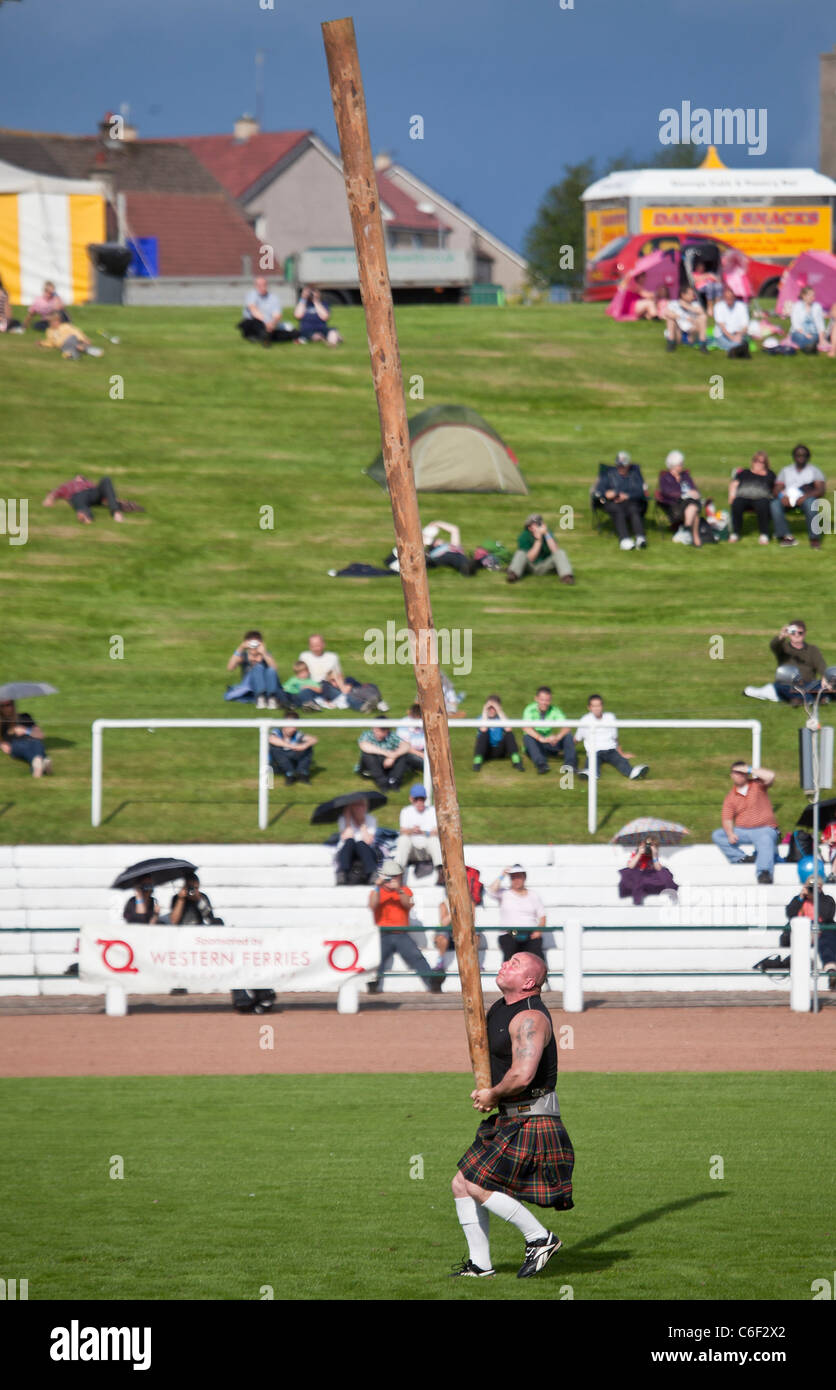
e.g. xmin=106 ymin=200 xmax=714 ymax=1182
xmin=3 ymin=302 xmax=833 ymax=846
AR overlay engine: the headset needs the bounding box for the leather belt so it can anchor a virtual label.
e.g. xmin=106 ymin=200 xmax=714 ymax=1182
xmin=499 ymin=1090 xmax=560 ymax=1119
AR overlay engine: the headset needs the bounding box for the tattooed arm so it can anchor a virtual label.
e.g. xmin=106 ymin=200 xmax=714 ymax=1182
xmin=472 ymin=1011 xmax=551 ymax=1111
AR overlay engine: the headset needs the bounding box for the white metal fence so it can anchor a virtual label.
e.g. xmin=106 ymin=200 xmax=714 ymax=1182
xmin=91 ymin=717 xmax=762 ymax=831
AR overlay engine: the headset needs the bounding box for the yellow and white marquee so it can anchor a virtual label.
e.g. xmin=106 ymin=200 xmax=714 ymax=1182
xmin=0 ymin=159 xmax=106 ymax=306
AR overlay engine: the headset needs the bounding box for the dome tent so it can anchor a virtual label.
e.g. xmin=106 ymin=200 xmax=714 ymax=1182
xmin=366 ymin=404 xmax=528 ymax=494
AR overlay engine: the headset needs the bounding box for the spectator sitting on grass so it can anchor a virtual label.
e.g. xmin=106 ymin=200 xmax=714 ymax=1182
xmin=357 ymin=724 xmax=414 ymax=791
xmin=473 ymin=693 xmax=523 ymax=772
xmin=269 ymin=724 xmax=317 ymax=785
xmin=633 ymin=283 xmax=670 ymax=322
xmin=664 ymin=286 xmax=708 ymax=353
xmin=712 ymin=285 xmax=750 ymax=356
xmin=575 ymin=694 xmax=648 ymax=781
xmin=38 ymin=312 xmax=103 ymax=360
xmin=294 ymin=285 xmax=342 ymax=346
xmin=506 ymin=512 xmax=574 ymax=586
xmin=23 ymin=280 xmax=68 ymax=331
xmin=395 ymin=702 xmax=426 ymax=778
xmin=655 ymin=450 xmax=703 ymax=547
xmin=728 ymin=451 xmax=776 ymax=545
xmin=770 ymin=444 xmax=826 ymax=551
xmin=744 ymin=619 xmax=832 ymax=705
xmin=790 ymin=286 xmax=828 ymax=354
xmin=226 ymin=630 xmax=297 ymax=709
xmin=521 ymin=685 xmax=577 ymax=777
xmin=282 ymin=660 xmax=328 ymax=711
xmin=238 ymin=276 xmax=297 ymax=345
xmin=298 ymin=633 xmax=387 ymax=712
xmin=594 ymin=451 xmax=648 ymax=551
xmin=0 ymin=698 xmax=52 ymax=778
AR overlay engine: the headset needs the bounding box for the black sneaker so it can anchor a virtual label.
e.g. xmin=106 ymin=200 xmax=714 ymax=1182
xmin=366 ymin=980 xmax=381 ymax=995
xmin=757 ymin=870 xmax=773 ymax=884
xmin=512 ymin=759 xmax=524 ymax=772
xmin=517 ymin=1231 xmax=562 ymax=1279
xmin=449 ymin=1257 xmax=495 ymax=1278
xmin=536 ymin=765 xmax=549 ymax=775
xmin=738 ymin=855 xmax=756 ymax=865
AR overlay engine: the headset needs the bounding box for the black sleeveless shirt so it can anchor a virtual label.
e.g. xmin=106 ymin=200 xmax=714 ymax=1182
xmin=487 ymin=995 xmax=557 ymax=1101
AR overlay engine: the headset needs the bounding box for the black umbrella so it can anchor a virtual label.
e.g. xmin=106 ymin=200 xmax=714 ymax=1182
xmin=0 ymin=682 xmax=58 ymax=701
xmin=111 ymin=857 xmax=198 ymax=890
xmin=310 ymin=790 xmax=387 ymax=825
xmin=796 ymin=798 xmax=836 ymax=831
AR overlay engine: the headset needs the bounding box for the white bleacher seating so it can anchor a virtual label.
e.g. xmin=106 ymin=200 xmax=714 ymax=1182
xmin=0 ymin=842 xmax=813 ymax=997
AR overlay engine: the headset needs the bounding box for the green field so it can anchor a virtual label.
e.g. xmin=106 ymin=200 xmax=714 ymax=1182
xmin=0 ymin=1072 xmax=829 ymax=1301
xmin=3 ymin=303 xmax=834 ymax=845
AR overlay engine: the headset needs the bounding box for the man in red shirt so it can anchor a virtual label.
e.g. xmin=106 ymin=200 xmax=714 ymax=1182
xmin=366 ymin=863 xmax=441 ymax=994
xmin=712 ymin=761 xmax=778 ymax=883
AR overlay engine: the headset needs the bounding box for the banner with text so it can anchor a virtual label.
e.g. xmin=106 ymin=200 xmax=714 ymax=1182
xmin=79 ymin=925 xmax=381 ymax=992
xmin=639 ymin=204 xmax=832 ymax=259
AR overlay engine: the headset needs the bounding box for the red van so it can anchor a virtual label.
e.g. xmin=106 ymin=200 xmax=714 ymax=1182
xmin=583 ymin=233 xmax=783 ymax=303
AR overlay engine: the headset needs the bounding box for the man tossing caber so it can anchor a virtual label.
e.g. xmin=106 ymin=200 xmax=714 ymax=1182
xmin=450 ymin=951 xmax=574 ymax=1279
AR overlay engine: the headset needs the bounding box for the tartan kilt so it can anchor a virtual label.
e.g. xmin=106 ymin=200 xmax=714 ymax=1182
xmin=457 ymin=1113 xmax=574 ymax=1209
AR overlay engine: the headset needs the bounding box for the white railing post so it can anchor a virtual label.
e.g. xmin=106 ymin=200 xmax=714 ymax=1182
xmin=751 ymin=720 xmax=762 ymax=769
xmin=586 ymin=749 xmax=597 ymax=834
xmin=790 ymin=915 xmax=812 ymax=1013
xmin=91 ymin=720 xmax=103 ymax=827
xmin=423 ymin=746 xmax=433 ymax=803
xmin=258 ymin=723 xmax=270 ymax=830
xmin=562 ymin=919 xmax=584 ymax=1012
xmin=105 ymin=985 xmax=127 ymax=1016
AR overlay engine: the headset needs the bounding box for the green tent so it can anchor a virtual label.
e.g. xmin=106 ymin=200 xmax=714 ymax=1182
xmin=366 ymin=404 xmax=528 ymax=494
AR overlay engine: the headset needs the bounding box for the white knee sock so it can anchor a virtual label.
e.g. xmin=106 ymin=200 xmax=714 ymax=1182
xmin=454 ymin=1196 xmax=492 ymax=1269
xmin=482 ymin=1191 xmax=549 ymax=1241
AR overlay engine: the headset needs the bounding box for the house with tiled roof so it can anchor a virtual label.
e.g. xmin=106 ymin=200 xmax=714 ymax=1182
xmin=175 ymin=119 xmax=527 ymax=297
xmin=0 ymin=122 xmax=261 ymax=280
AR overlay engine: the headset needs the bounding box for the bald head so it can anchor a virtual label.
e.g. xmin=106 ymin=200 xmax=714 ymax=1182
xmin=516 ymin=951 xmax=547 ymax=990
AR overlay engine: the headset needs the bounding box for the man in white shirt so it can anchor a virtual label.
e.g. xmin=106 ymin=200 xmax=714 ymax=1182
xmin=575 ymin=694 xmax=649 ymax=780
xmin=712 ymin=286 xmax=750 ymax=355
xmin=239 ymin=277 xmax=296 ymax=345
xmin=664 ymin=286 xmax=708 ymax=353
xmin=394 ymin=783 xmax=443 ymax=881
xmin=298 ymin=633 xmax=389 ymax=712
xmin=790 ymin=287 xmax=828 ymax=354
xmin=770 ymin=444 xmax=827 ymax=549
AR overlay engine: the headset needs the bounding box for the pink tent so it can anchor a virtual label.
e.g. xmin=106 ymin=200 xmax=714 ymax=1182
xmin=776 ymin=250 xmax=836 ymax=315
xmin=607 ymin=248 xmax=680 ymax=322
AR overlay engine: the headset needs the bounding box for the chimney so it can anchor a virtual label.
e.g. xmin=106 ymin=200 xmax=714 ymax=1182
xmin=234 ymin=114 xmax=260 ymax=142
xmin=374 ymin=151 xmax=393 ymax=171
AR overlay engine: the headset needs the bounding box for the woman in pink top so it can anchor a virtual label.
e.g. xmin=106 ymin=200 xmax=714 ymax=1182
xmin=23 ymin=281 xmax=68 ymax=332
xmin=488 ymin=864 xmax=546 ymax=962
